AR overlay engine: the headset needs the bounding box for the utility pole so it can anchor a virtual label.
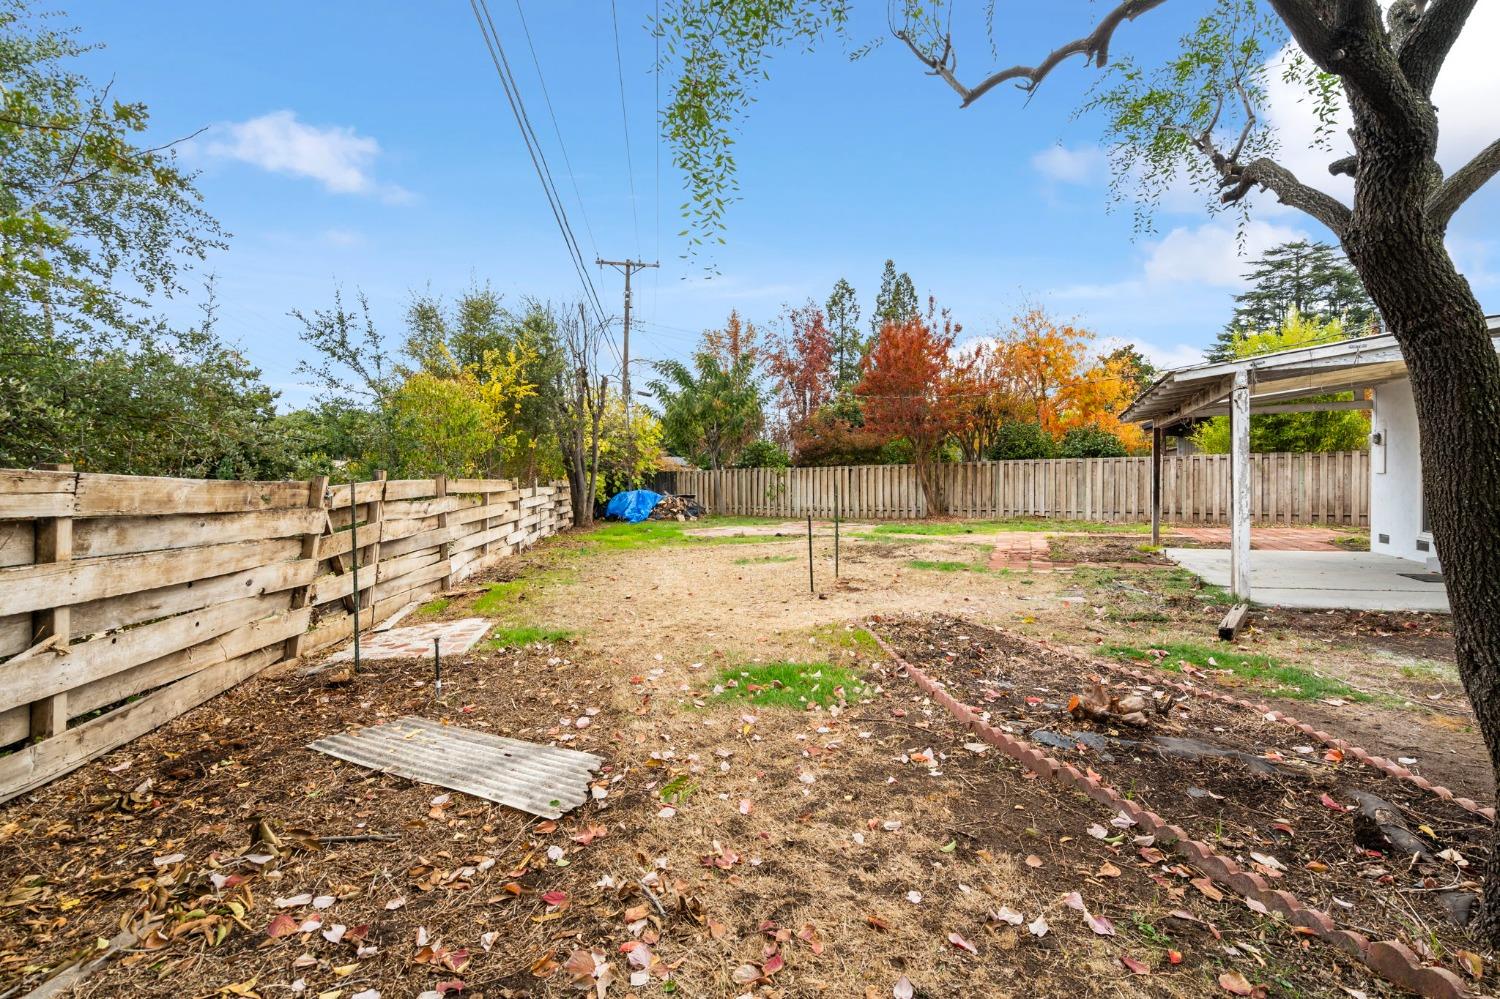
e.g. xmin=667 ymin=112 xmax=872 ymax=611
xmin=595 ymin=257 xmax=658 ymax=420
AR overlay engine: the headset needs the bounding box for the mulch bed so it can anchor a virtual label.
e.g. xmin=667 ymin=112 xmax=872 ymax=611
xmin=1047 ymin=536 xmax=1175 ymax=566
xmin=875 ymin=614 xmax=1493 ymax=987
xmin=0 ymin=634 xmax=634 ymax=998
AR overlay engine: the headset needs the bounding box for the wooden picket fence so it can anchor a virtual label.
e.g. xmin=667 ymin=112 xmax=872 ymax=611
xmin=667 ymin=451 xmax=1370 ymax=525
xmin=0 ymin=468 xmax=571 ymax=804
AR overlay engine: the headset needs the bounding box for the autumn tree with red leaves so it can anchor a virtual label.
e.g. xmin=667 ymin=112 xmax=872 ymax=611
xmin=856 ymin=304 xmax=967 ymax=514
xmin=767 ymin=302 xmax=836 ymax=441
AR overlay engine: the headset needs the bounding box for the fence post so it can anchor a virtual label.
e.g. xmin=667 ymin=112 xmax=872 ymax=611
xmin=436 ymin=475 xmax=455 ymax=589
xmin=370 ymin=470 xmax=387 ymax=591
xmin=28 ymin=462 xmax=73 ymax=740
xmin=285 ymin=474 xmax=330 ymax=661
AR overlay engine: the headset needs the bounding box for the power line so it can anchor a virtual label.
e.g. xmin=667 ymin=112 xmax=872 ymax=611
xmin=609 ymin=0 xmax=642 ymax=255
xmin=468 ymin=0 xmax=608 ymax=327
xmin=652 ymin=0 xmax=661 ymax=325
xmin=510 ymin=0 xmax=599 ymax=260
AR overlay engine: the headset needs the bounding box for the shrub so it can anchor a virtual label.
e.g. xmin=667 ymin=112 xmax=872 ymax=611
xmin=986 ymin=421 xmax=1056 ymax=460
xmin=734 ymin=439 xmax=791 ymax=468
xmin=1058 ymin=426 xmax=1128 ymax=457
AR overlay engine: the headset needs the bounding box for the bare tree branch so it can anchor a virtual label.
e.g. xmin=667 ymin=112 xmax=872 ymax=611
xmin=894 ymin=0 xmax=1169 ymax=108
xmin=1171 ymin=79 xmax=1352 ymax=234
xmin=1428 ymin=136 xmax=1500 ymax=230
xmin=1396 ymin=0 xmax=1479 ymax=96
xmin=1219 ymin=157 xmax=1353 ymax=233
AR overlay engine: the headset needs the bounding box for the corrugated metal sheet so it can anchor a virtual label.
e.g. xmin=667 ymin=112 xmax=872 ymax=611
xmin=308 ymin=715 xmax=604 ymax=819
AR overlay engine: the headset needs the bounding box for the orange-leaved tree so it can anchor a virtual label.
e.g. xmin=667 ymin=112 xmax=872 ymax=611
xmin=1054 ymin=355 xmax=1149 ymax=453
xmin=1003 ymin=307 xmax=1092 ymax=434
xmin=856 ymin=304 xmax=967 ymax=514
xmin=946 ymin=338 xmax=1026 ymax=461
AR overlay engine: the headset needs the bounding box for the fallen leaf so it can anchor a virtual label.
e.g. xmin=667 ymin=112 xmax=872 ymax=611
xmin=1027 ymin=914 xmax=1049 ymax=937
xmin=947 ymin=931 xmax=978 ymax=954
xmin=1097 ymin=861 xmax=1121 ymax=878
xmin=1024 ymin=855 xmax=1043 ymax=869
xmin=267 ymin=914 xmax=299 ymax=939
xmin=1120 ymin=954 xmax=1150 ymax=975
xmin=1456 ymin=949 xmax=1484 ymax=980
xmin=992 ymin=906 xmax=1024 ymax=926
xmin=893 ymin=977 xmax=915 ymax=999
xmin=1219 ymin=971 xmax=1260 ymax=996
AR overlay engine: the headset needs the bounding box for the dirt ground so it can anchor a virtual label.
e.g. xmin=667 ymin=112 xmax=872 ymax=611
xmin=0 ymin=519 xmax=1487 ymax=998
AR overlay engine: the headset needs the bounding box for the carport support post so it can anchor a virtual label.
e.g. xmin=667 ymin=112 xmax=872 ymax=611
xmin=1150 ymin=427 xmax=1163 ymax=546
xmin=1230 ymin=369 xmax=1252 ymax=601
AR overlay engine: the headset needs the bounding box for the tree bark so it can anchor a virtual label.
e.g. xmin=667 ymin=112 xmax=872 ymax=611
xmin=1337 ymin=87 xmax=1500 ymax=942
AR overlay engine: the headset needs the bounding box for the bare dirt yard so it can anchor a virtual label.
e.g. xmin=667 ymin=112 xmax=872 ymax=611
xmin=0 ymin=517 xmax=1488 ymax=998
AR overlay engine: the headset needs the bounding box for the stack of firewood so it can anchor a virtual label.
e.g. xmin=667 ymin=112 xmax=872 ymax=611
xmin=650 ymin=495 xmax=706 ymax=521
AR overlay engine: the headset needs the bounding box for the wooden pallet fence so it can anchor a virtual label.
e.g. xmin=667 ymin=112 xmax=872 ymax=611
xmin=0 ymin=470 xmax=571 ymax=804
xmin=667 ymin=452 xmax=1368 ymax=525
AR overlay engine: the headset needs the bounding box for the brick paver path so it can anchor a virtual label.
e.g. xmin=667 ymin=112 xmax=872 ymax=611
xmin=983 ymin=526 xmax=1347 ymax=571
xmin=1171 ymin=526 xmax=1344 ymax=551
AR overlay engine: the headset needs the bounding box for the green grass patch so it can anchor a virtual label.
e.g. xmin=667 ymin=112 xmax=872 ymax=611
xmin=870 ymin=517 xmax=1148 ymax=537
xmin=908 ymin=558 xmax=983 ymax=573
xmin=733 ymin=554 xmax=798 ymax=565
xmin=417 ymin=597 xmax=450 ymax=616
xmin=711 ymin=661 xmax=865 ymax=709
xmin=565 ymin=516 xmax=791 ymax=555
xmin=809 ymin=622 xmax=881 ymax=654
xmin=488 ymin=624 xmax=575 ymax=648
xmin=473 ymin=580 xmax=530 ymax=614
xmin=1105 ymin=641 xmax=1370 ymax=702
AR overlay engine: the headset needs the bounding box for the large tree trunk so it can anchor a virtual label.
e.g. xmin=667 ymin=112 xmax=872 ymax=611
xmin=1341 ymin=113 xmax=1500 ymax=939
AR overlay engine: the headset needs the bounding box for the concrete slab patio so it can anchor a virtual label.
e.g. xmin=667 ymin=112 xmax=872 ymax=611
xmin=1165 ymin=548 xmax=1450 ymax=613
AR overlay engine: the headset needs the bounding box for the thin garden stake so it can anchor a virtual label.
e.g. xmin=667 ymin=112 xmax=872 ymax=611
xmin=834 ymin=474 xmax=840 ymax=579
xmin=349 ymin=475 xmax=361 ymax=673
xmin=433 ymin=636 xmax=442 ymax=700
xmin=807 ymin=514 xmax=814 ymax=593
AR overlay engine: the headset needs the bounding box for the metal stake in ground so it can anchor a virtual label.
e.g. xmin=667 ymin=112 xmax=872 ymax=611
xmin=349 ymin=475 xmax=361 ymax=673
xmin=433 ymin=636 xmax=442 ymax=700
xmin=807 ymin=514 xmax=814 ymax=593
xmin=834 ymin=475 xmax=841 ymax=579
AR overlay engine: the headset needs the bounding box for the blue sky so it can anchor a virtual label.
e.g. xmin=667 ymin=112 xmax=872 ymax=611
xmin=71 ymin=1 xmax=1500 ymax=408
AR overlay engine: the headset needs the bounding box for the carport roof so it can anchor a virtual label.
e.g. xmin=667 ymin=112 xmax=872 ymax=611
xmin=1123 ymin=315 xmax=1500 ymax=429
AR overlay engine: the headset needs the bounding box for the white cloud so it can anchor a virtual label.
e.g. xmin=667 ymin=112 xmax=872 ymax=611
xmin=321 ymin=228 xmax=366 ymax=248
xmin=1031 ymin=144 xmax=1105 ymax=185
xmin=204 ymin=110 xmax=411 ymax=202
xmin=1255 ymin=2 xmax=1498 ymax=219
xmin=1143 ymin=218 xmax=1309 ymax=287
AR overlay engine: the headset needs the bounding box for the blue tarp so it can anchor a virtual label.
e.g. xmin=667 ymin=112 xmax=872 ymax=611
xmin=604 ymin=489 xmax=662 ymax=523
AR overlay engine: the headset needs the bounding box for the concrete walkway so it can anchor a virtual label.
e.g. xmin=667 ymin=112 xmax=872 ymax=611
xmin=1165 ymin=548 xmax=1449 ymax=612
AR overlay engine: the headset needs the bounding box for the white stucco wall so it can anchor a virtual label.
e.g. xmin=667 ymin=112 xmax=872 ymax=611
xmin=1369 ymin=378 xmax=1434 ymax=564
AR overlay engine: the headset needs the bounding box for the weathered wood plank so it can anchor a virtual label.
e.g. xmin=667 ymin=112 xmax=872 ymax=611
xmin=74 ymin=475 xmax=310 ymax=516
xmin=75 ymin=508 xmax=324 ymax=558
xmin=0 ymin=592 xmax=289 ymax=714
xmin=382 ymin=478 xmax=438 ymax=501
xmin=384 ymin=495 xmax=477 ymax=520
xmin=0 ymin=469 xmax=76 ymax=495
xmin=72 ymin=605 xmax=306 ymax=717
xmin=0 ymin=538 xmax=302 ymax=617
xmin=72 ymin=558 xmax=315 ymax=637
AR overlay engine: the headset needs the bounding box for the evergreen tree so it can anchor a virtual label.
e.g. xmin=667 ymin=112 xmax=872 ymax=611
xmin=1210 ymin=241 xmax=1378 ymax=360
xmin=870 ymin=259 xmax=919 ymax=336
xmin=825 ymin=277 xmax=864 ymax=391
xmin=1101 ymin=343 xmax=1157 ymax=397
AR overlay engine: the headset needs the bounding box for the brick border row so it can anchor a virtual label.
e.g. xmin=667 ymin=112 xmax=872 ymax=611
xmin=867 ymin=629 xmax=1472 ymax=999
xmin=1081 ymin=651 xmax=1497 ymax=824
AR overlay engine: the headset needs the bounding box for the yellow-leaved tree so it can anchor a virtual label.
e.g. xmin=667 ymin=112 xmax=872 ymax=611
xmin=389 ymin=342 xmax=536 ymax=476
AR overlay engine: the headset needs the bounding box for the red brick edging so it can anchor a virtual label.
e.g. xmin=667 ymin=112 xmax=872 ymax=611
xmin=1085 ymin=654 xmax=1497 ymax=824
xmin=867 ymin=628 xmax=1472 ymax=999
